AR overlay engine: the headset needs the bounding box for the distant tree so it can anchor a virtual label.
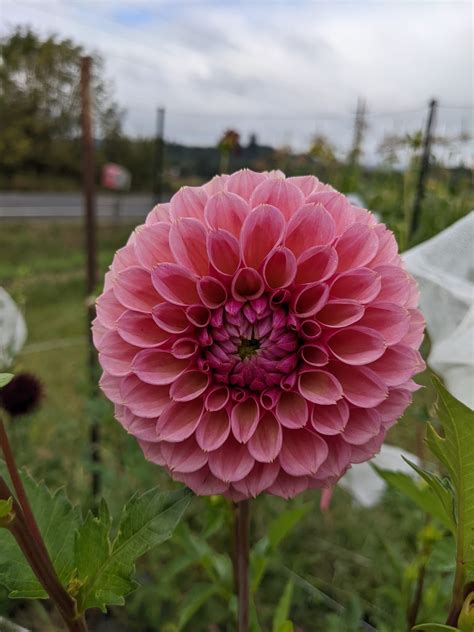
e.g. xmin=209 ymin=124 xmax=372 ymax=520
xmin=0 ymin=26 xmax=122 ymax=186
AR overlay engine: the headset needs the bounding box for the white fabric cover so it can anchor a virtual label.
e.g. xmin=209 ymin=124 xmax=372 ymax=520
xmin=0 ymin=287 xmax=27 ymax=369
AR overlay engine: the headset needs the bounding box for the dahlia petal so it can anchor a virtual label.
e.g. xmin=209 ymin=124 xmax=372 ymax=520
xmin=260 ymin=388 xmax=280 ymax=410
xmin=170 ymin=338 xmax=199 ymax=359
xmin=342 ymin=408 xmax=382 ymax=445
xmin=195 ymin=409 xmax=231 ymax=451
xmin=295 ymin=245 xmax=338 ymax=285
xmin=279 ymin=428 xmax=328 ymax=476
xmin=292 ymin=283 xmax=329 ymax=318
xmin=330 ymin=362 xmax=388 ymax=408
xmin=233 ymin=461 xmax=280 ymax=497
xmin=268 ymin=471 xmax=309 ymax=499
xmin=249 ymin=179 xmax=304 ymax=220
xmin=231 ymin=268 xmax=264 ymax=301
xmin=99 ymin=373 xmax=123 ymax=405
xmin=300 ymin=344 xmax=329 ymax=367
xmin=402 ymin=309 xmax=425 ymax=348
xmin=312 ymin=434 xmax=352 ymax=480
xmin=156 ymin=399 xmax=204 ymax=442
xmin=169 ymin=370 xmax=209 ymax=402
xmin=247 ymin=412 xmax=282 ymax=462
xmin=231 ymin=397 xmax=260 ymax=443
xmin=170 ymin=185 xmax=208 ymax=221
xmin=152 ymin=303 xmax=190 ymax=334
xmin=367 ymin=344 xmax=422 ymax=386
xmin=115 ymin=267 xmax=160 ymax=313
xmin=168 ymin=218 xmax=209 ymax=277
xmin=117 ymin=311 xmax=170 ymax=348
xmin=327 ymin=327 xmax=386 ymax=365
xmin=179 ymin=465 xmax=229 ymax=495
xmin=203 ymin=174 xmax=229 ymax=196
xmin=134 ymin=223 xmax=174 ymax=270
xmin=151 ymin=263 xmax=200 ymax=306
xmin=120 ymin=409 xmax=159 ymax=441
xmin=374 ymin=265 xmax=411 ymax=304
xmin=241 ymin=204 xmax=285 ymax=268
xmin=405 ymin=276 xmax=420 ymax=309
xmin=330 ymin=268 xmax=381 ymax=304
xmin=160 ymin=436 xmax=208 ymax=472
xmin=298 ymin=370 xmax=343 ymax=405
xmin=133 ymin=349 xmax=190 ymax=385
xmin=197 ymin=276 xmax=227 ymax=308
xmin=368 ymin=224 xmax=398 ymax=268
xmin=317 ymin=300 xmax=364 ymax=328
xmin=350 ymin=429 xmax=386 ymax=463
xmin=300 ymin=319 xmax=322 ymax=340
xmin=306 ymin=190 xmax=355 ymax=234
xmin=287 ymin=175 xmax=320 ymax=197
xmin=98 ymin=330 xmax=140 ymax=376
xmin=204 ymin=385 xmax=230 ymax=411
xmin=92 ymin=317 xmax=108 ymax=347
xmin=207 ymin=229 xmax=241 ymax=276
xmin=96 ymin=289 xmax=126 ymax=328
xmin=376 ymin=387 xmax=413 ymax=423
xmin=140 ymin=440 xmax=166 ymax=465
xmin=120 ymin=375 xmax=169 ymax=418
xmin=145 ymin=203 xmax=170 ymax=225
xmin=186 ymin=305 xmax=211 ymax=327
xmin=262 ymin=247 xmax=297 ymax=289
xmin=311 ymin=399 xmax=349 ymax=435
xmin=226 ymin=168 xmax=267 ymax=200
xmin=285 ymin=203 xmax=336 ymax=257
xmin=204 ymin=191 xmax=249 ymax=237
xmin=275 ymin=391 xmax=309 ymax=429
xmin=335 ymin=223 xmax=379 ymax=272
xmin=110 ymin=244 xmax=139 ymax=274
xmin=208 ymin=436 xmax=255 ymax=482
xmin=357 ymin=302 xmax=410 ymax=345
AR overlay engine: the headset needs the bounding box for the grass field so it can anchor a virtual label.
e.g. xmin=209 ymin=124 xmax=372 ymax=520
xmin=0 ymin=207 xmax=464 ymax=631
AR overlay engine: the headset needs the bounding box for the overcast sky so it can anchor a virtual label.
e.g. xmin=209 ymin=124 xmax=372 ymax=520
xmin=1 ymin=0 xmax=472 ymax=162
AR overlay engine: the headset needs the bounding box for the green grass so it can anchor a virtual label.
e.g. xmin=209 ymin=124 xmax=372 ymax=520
xmin=0 ymin=207 xmax=461 ymax=631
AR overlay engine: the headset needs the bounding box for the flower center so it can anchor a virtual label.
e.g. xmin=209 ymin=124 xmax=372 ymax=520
xmin=238 ymin=337 xmax=260 ymax=360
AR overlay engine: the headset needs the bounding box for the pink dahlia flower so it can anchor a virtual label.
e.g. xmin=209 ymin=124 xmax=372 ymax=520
xmin=93 ymin=170 xmax=425 ymax=500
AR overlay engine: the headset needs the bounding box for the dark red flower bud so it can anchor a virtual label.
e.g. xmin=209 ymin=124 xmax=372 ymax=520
xmin=0 ymin=373 xmax=43 ymax=417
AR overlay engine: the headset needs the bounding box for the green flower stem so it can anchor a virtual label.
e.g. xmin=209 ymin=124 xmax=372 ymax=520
xmin=0 ymin=419 xmax=88 ymax=632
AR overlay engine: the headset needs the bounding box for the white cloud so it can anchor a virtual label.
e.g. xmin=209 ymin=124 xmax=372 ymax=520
xmin=1 ymin=0 xmax=472 ymax=163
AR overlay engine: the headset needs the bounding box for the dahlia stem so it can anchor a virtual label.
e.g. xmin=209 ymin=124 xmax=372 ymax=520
xmin=235 ymin=499 xmax=250 ymax=632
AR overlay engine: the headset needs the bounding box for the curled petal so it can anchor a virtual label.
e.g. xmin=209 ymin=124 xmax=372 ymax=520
xmin=170 ymin=370 xmax=210 ymax=401
xmin=152 ymin=303 xmax=190 ymax=334
xmin=311 ymin=399 xmax=349 ymax=435
xmin=295 ymin=245 xmax=338 ymax=285
xmin=204 ymin=191 xmax=249 ymax=237
xmin=279 ymin=429 xmax=328 ymax=476
xmin=249 ymin=178 xmax=304 ymax=220
xmin=285 ymin=203 xmax=336 ymax=257
xmin=186 ymin=305 xmax=211 ymax=327
xmin=117 ymin=311 xmax=170 ymax=348
xmin=241 ymin=204 xmax=285 ymax=268
xmin=204 ymin=385 xmax=230 ymax=411
xmin=248 ymin=413 xmax=282 ymax=462
xmin=208 ymin=436 xmax=255 ymax=482
xmin=330 ymin=362 xmax=388 ymax=408
xmin=171 ymin=338 xmax=199 ymax=359
xmin=169 ymin=218 xmax=209 ymax=276
xmin=262 ymin=247 xmax=297 ymax=289
xmin=134 ymin=223 xmax=174 ymax=270
xmin=196 ymin=409 xmax=231 ymax=451
xmin=335 ymin=223 xmax=379 ymax=272
xmin=207 ymin=229 xmax=241 ymax=276
xmin=231 ymin=397 xmax=260 ymax=443
xmin=275 ymin=391 xmax=308 ymax=429
xmin=300 ymin=344 xmax=329 ymax=367
xmin=330 ymin=268 xmax=381 ymax=304
xmin=298 ymin=370 xmax=343 ymax=405
xmin=317 ymin=300 xmax=364 ymax=329
xmin=156 ymin=399 xmax=204 ymax=442
xmin=115 ymin=267 xmax=160 ymax=313
xmin=133 ymin=349 xmax=190 ymax=385
xmin=300 ymin=319 xmax=322 ymax=340
xmin=151 ymin=263 xmax=200 ymax=306
xmin=232 ymin=268 xmax=264 ymax=301
xmin=327 ymin=327 xmax=386 ymax=365
xmin=197 ymin=276 xmax=227 ymax=308
xmin=292 ymin=283 xmax=329 ymax=318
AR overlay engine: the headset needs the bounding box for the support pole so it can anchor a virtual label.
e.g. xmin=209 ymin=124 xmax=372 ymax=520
xmin=80 ymin=56 xmax=101 ymax=501
xmin=152 ymin=107 xmax=166 ymax=204
xmin=410 ymin=98 xmax=437 ymax=240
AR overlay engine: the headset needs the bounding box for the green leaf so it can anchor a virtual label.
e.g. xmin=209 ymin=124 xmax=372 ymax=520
xmin=178 ymin=583 xmax=219 ymax=630
xmin=428 ymin=378 xmax=474 ymax=583
xmin=0 ymin=498 xmax=13 ymax=519
xmin=75 ymin=487 xmax=192 ymax=613
xmin=272 ymin=579 xmax=294 ymax=632
xmin=0 ymin=471 xmax=79 ymax=599
xmin=0 ymin=374 xmax=14 ymax=388
xmin=372 ymin=464 xmax=453 ymax=530
xmin=276 ymin=623 xmax=294 ymax=632
xmin=412 ymin=624 xmax=461 ymax=631
xmin=268 ymin=506 xmax=311 ymax=550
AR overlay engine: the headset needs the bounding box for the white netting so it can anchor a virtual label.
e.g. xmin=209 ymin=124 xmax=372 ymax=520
xmin=0 ymin=287 xmax=27 ymax=369
xmin=404 ymin=211 xmax=474 ymax=409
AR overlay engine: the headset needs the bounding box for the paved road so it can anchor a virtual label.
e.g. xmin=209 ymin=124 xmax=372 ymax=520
xmin=0 ymin=192 xmax=164 ymax=219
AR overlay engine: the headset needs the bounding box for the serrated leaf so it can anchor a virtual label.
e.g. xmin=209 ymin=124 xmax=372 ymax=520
xmin=373 ymin=464 xmax=453 ymax=530
xmin=0 ymin=497 xmax=13 ymax=519
xmin=412 ymin=624 xmax=461 ymax=631
xmin=178 ymin=583 xmax=219 ymax=630
xmin=272 ymin=579 xmax=294 ymax=632
xmin=429 ymin=378 xmax=474 ymax=583
xmin=0 ymin=374 xmax=14 ymax=388
xmin=0 ymin=470 xmax=80 ymax=599
xmin=75 ymin=487 xmax=192 ymax=613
